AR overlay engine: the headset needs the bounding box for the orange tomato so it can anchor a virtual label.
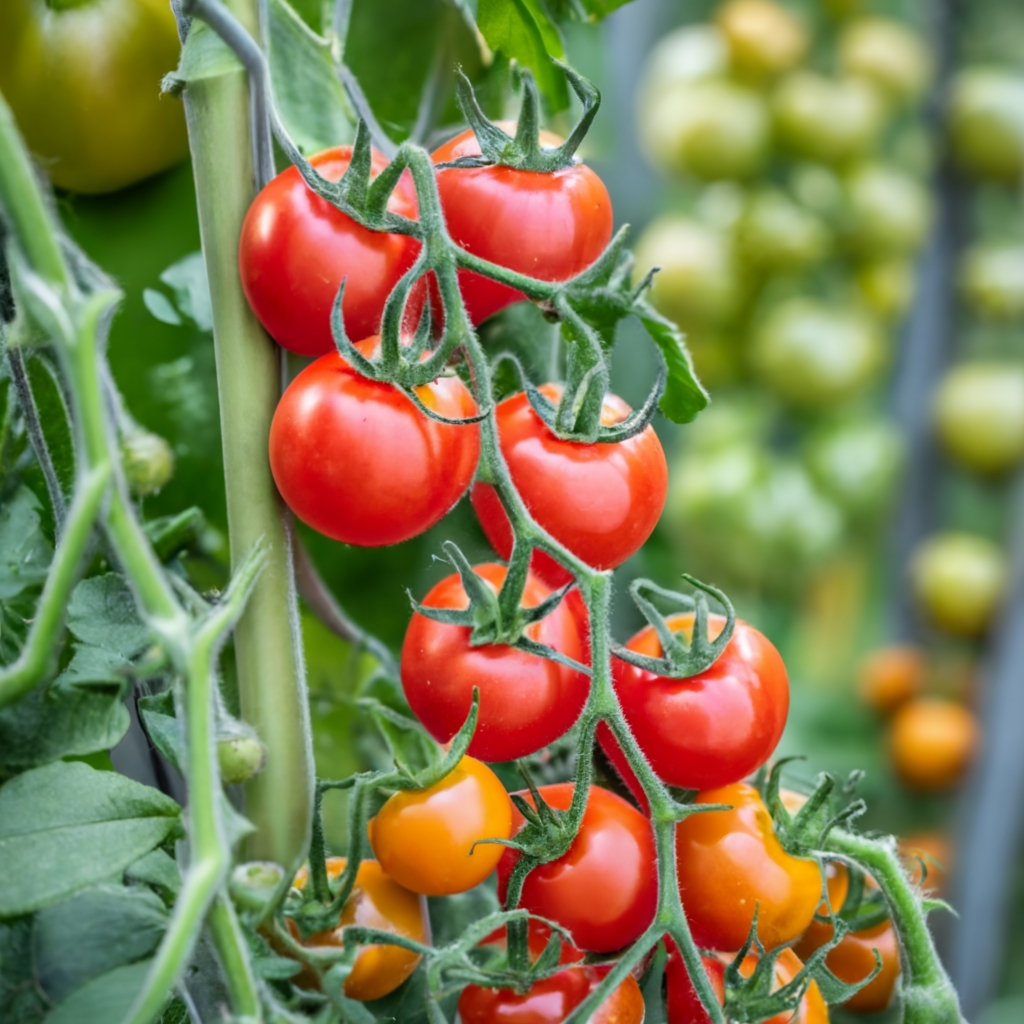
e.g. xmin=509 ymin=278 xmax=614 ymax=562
xmin=888 ymin=698 xmax=979 ymax=791
xmin=858 ymin=645 xmax=925 ymax=715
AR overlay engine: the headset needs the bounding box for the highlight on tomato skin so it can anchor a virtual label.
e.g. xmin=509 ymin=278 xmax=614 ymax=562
xmin=496 ymin=783 xmax=658 ymax=954
xmin=268 ymin=337 xmax=480 ymax=547
xmin=239 ymin=146 xmax=425 ymax=356
xmin=472 ymin=384 xmax=669 ymax=589
xmin=400 ymin=563 xmax=590 ymax=763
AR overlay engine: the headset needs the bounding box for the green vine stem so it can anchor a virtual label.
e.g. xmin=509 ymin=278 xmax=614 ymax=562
xmin=178 ymin=0 xmax=314 ymax=870
xmin=827 ymin=829 xmax=964 ymax=1024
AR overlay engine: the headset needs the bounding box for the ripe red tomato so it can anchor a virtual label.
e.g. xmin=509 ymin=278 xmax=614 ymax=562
xmin=666 ymin=945 xmax=828 ymax=1024
xmin=239 ymin=147 xmax=423 ymax=356
xmin=400 ymin=564 xmax=589 ymax=762
xmin=496 ymin=783 xmax=657 ymax=953
xmin=290 ymin=858 xmax=426 ymax=1001
xmin=472 ymin=384 xmax=668 ymax=588
xmin=675 ymin=782 xmax=821 ymax=952
xmin=432 ymin=126 xmax=613 ymax=325
xmin=600 ymin=611 xmax=789 ymax=791
xmin=795 ymin=916 xmax=900 ymax=1013
xmin=459 ymin=965 xmax=644 ymax=1024
xmin=269 ymin=338 xmax=480 ymax=545
xmin=368 ymin=756 xmax=512 ymax=896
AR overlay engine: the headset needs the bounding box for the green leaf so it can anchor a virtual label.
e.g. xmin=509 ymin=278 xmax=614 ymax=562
xmin=138 ymin=691 xmax=183 ymax=772
xmin=142 ymin=289 xmax=182 ymax=327
xmin=0 ymin=762 xmax=180 ymax=917
xmin=142 ymin=507 xmax=206 ymax=562
xmin=41 ymin=960 xmax=153 ymax=1024
xmin=0 ymin=918 xmax=48 ymax=1024
xmin=125 ymin=848 xmax=182 ymax=904
xmin=268 ymin=0 xmax=354 ymax=154
xmin=636 ymin=304 xmax=710 ymax=424
xmin=67 ymin=574 xmax=152 ymax=659
xmin=25 ymin=355 xmax=76 ymax=504
xmin=33 ymin=885 xmax=167 ymax=1004
xmin=477 ymin=0 xmax=568 ymax=109
xmin=159 ymin=252 xmax=213 ymax=333
xmin=169 ymin=18 xmax=242 ymax=87
xmin=0 ymin=487 xmax=52 ymax=664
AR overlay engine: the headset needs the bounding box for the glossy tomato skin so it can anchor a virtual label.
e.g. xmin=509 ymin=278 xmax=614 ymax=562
xmin=240 ymin=147 xmax=422 ymax=356
xmin=496 ymin=784 xmax=657 ymax=953
xmin=675 ymin=783 xmax=822 ymax=952
xmin=269 ymin=339 xmax=480 ymax=546
xmin=458 ymin=965 xmax=644 ymax=1024
xmin=604 ymin=612 xmax=789 ymax=790
xmin=666 ymin=945 xmax=828 ymax=1024
xmin=0 ymin=0 xmax=188 ymax=194
xmin=401 ymin=564 xmax=589 ymax=762
xmin=368 ymin=756 xmax=512 ymax=896
xmin=290 ymin=858 xmax=426 ymax=1001
xmin=432 ymin=127 xmax=613 ymax=325
xmin=472 ymin=385 xmax=668 ymax=588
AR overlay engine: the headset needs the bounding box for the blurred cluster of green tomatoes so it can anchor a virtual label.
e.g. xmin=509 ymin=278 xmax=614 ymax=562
xmin=633 ymin=0 xmax=936 ymax=595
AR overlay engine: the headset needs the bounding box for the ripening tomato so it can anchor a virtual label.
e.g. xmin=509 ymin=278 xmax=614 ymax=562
xmin=0 ymin=0 xmax=188 ymax=194
xmin=842 ymin=163 xmax=932 ymax=258
xmin=715 ymin=0 xmax=808 ymax=80
xmin=289 ymin=858 xmax=426 ymax=1001
xmin=368 ymin=757 xmax=512 ymax=896
xmin=735 ymin=187 xmax=830 ymax=274
xmin=933 ymin=362 xmax=1024 ymax=475
xmin=857 ymin=645 xmax=925 ymax=716
xmin=888 ymin=697 xmax=979 ymax=792
xmin=269 ymin=338 xmax=480 ymax=546
xmin=675 ymin=782 xmax=822 ymax=952
xmin=600 ymin=612 xmax=789 ymax=792
xmin=910 ymin=532 xmax=1006 ymax=636
xmin=666 ymin=945 xmax=828 ymax=1024
xmin=400 ymin=563 xmax=589 ymax=762
xmin=773 ymin=72 xmax=885 ymax=166
xmin=838 ymin=17 xmax=933 ymax=107
xmin=432 ymin=125 xmax=613 ymax=325
xmin=459 ymin=965 xmax=644 ymax=1024
xmin=497 ymin=783 xmax=657 ymax=953
xmin=239 ymin=147 xmax=423 ymax=356
xmin=471 ymin=384 xmax=668 ymax=589
xmin=948 ymin=70 xmax=1024 ymax=183
xmin=795 ymin=915 xmax=900 ymax=1014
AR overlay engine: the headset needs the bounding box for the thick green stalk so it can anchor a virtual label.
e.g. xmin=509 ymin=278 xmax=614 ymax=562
xmin=179 ymin=0 xmax=313 ymax=869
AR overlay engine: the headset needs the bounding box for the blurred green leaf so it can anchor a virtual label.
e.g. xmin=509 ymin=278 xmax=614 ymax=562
xmin=158 ymin=252 xmax=212 ymax=332
xmin=0 ymin=487 xmax=51 ymax=664
xmin=170 ymin=18 xmax=241 ymax=87
xmin=142 ymin=289 xmax=182 ymax=327
xmin=124 ymin=848 xmax=181 ymax=904
xmin=42 ymin=960 xmax=153 ymax=1024
xmin=0 ymin=918 xmax=47 ymax=1024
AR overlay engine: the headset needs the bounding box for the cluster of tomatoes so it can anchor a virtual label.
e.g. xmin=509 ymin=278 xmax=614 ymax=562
xmin=634 ymin=0 xmax=933 ymax=594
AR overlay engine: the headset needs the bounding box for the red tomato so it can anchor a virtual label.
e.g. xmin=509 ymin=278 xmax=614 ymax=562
xmin=269 ymin=338 xmax=479 ymax=545
xmin=666 ymin=944 xmax=828 ymax=1024
xmin=600 ymin=612 xmax=789 ymax=792
xmin=400 ymin=564 xmax=589 ymax=762
xmin=496 ymin=783 xmax=657 ymax=953
xmin=433 ymin=126 xmax=614 ymax=325
xmin=239 ymin=147 xmax=423 ymax=356
xmin=675 ymin=783 xmax=822 ymax=952
xmin=472 ymin=385 xmax=668 ymax=588
xmin=459 ymin=966 xmax=644 ymax=1024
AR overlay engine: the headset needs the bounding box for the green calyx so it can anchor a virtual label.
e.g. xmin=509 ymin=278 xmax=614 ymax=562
xmin=612 ymin=576 xmax=736 ymax=678
xmin=449 ymin=61 xmax=600 ymax=174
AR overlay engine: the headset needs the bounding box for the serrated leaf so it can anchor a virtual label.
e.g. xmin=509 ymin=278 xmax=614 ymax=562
xmin=41 ymin=959 xmax=152 ymax=1024
xmin=268 ymin=0 xmax=353 ymax=154
xmin=56 ymin=644 xmax=132 ymax=689
xmin=125 ymin=848 xmax=182 ymax=904
xmin=67 ymin=574 xmax=152 ymax=659
xmin=636 ymin=306 xmax=709 ymax=424
xmin=477 ymin=0 xmax=568 ymax=109
xmin=0 ymin=762 xmax=180 ymax=917
xmin=142 ymin=289 xmax=183 ymax=327
xmin=159 ymin=252 xmax=213 ymax=333
xmin=33 ymin=885 xmax=167 ymax=1004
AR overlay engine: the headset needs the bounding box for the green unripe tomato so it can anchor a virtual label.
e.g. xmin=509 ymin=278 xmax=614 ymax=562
xmin=751 ymin=299 xmax=886 ymax=411
xmin=910 ymin=532 xmax=1005 ymax=637
xmin=229 ymin=861 xmax=286 ymax=914
xmin=668 ymin=442 xmax=763 ymax=524
xmin=959 ymin=245 xmax=1024 ymax=321
xmin=773 ymin=72 xmax=886 ymax=166
xmin=735 ymin=187 xmax=831 ymax=273
xmin=715 ymin=0 xmax=808 ymax=80
xmin=838 ymin=17 xmax=934 ymax=107
xmin=843 ymin=163 xmax=932 ymax=257
xmin=639 ymin=78 xmax=771 ymax=181
xmin=804 ymin=415 xmax=904 ymax=520
xmin=789 ymin=162 xmax=845 ymax=220
xmin=218 ymin=733 xmax=267 ymax=786
xmin=121 ymin=430 xmax=175 ymax=497
xmin=634 ymin=216 xmax=740 ymax=328
xmin=641 ymin=24 xmax=728 ymax=91
xmin=948 ymin=69 xmax=1024 ymax=183
xmin=933 ymin=362 xmax=1024 ymax=475
xmin=856 ymin=259 xmax=916 ymax=320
